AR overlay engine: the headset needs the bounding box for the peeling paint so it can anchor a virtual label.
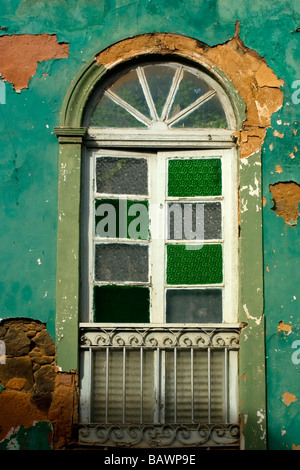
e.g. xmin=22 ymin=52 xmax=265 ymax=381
xmin=0 ymin=34 xmax=69 ymax=91
xmin=278 ymin=321 xmax=292 ymax=335
xmin=95 ymin=28 xmax=283 ymax=159
xmin=269 ymin=182 xmax=300 ymax=225
xmin=243 ymin=304 xmax=262 ymax=325
xmin=282 ymin=392 xmax=297 ymax=407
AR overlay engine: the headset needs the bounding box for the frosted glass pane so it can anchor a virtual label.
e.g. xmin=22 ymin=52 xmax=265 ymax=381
xmin=90 ymin=94 xmax=147 ymax=128
xmin=143 ymin=64 xmax=175 ymax=118
xmin=172 ymin=94 xmax=228 ymax=129
xmin=110 ymin=68 xmax=151 ymax=119
xmin=95 ymin=199 xmax=149 ymax=240
xmin=165 ymin=349 xmax=225 ymax=423
xmin=167 ymin=202 xmax=222 ymax=240
xmin=168 ymin=158 xmax=222 ymax=197
xmin=95 ymin=243 xmax=149 ymax=282
xmin=166 ymin=288 xmax=222 ymax=323
xmin=166 ymin=244 xmax=223 ymax=285
xmin=93 ymin=285 xmax=150 ymax=322
xmin=168 ymin=70 xmax=212 ymax=120
xmin=92 ymin=349 xmax=155 ymax=423
xmin=96 ymin=157 xmax=148 ymax=195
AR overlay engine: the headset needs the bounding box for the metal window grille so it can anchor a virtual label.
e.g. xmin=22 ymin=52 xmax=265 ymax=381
xmin=79 ymin=326 xmax=240 ymax=448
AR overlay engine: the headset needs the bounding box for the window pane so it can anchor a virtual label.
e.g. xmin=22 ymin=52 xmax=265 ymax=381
xmin=166 ymin=289 xmax=222 ymax=322
xmin=110 ymin=68 xmax=151 ymax=119
xmin=143 ymin=64 xmax=175 ymax=118
xmin=168 ymin=70 xmax=212 ymax=120
xmin=168 ymin=158 xmax=222 ymax=197
xmin=95 ymin=243 xmax=149 ymax=282
xmin=167 ymin=202 xmax=222 ymax=240
xmin=93 ymin=286 xmax=150 ymax=322
xmin=92 ymin=348 xmax=155 ymax=422
xmin=95 ymin=199 xmax=149 ymax=240
xmin=90 ymin=94 xmax=147 ymax=128
xmin=96 ymin=157 xmax=148 ymax=195
xmin=171 ymin=94 xmax=228 ymax=129
xmin=165 ymin=349 xmax=225 ymax=423
xmin=166 ymin=244 xmax=223 ymax=284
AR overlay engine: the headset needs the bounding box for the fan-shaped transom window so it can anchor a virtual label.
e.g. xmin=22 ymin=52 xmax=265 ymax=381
xmin=87 ymin=62 xmax=231 ymax=130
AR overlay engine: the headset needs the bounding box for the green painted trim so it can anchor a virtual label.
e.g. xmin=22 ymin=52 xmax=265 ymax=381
xmin=239 ymin=151 xmax=266 ymax=449
xmin=59 ymin=57 xmax=107 ymax=128
xmin=55 ymin=140 xmax=82 ymax=371
xmin=212 ymin=65 xmax=246 ymax=129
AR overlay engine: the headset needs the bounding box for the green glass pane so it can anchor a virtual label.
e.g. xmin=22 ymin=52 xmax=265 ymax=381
xmin=166 ymin=244 xmax=223 ymax=284
xmin=90 ymin=94 xmax=146 ymax=128
xmin=168 ymin=70 xmax=212 ymax=120
xmin=110 ymin=69 xmax=151 ymax=119
xmin=171 ymin=94 xmax=227 ymax=129
xmin=168 ymin=158 xmax=221 ymax=197
xmin=93 ymin=285 xmax=150 ymax=322
xmin=143 ymin=64 xmax=175 ymax=118
xmin=95 ymin=199 xmax=149 ymax=240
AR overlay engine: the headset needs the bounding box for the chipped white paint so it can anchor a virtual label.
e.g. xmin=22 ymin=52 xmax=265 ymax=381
xmin=243 ymin=304 xmax=262 ymax=325
xmin=248 ymin=174 xmax=260 ymax=197
xmin=257 ymin=409 xmax=265 ymax=424
xmin=240 ymin=198 xmax=248 ymax=213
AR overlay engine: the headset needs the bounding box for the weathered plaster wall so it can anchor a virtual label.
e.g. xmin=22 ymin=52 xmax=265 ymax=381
xmin=0 ymin=0 xmax=299 ymax=450
xmin=0 ymin=318 xmax=77 ymax=449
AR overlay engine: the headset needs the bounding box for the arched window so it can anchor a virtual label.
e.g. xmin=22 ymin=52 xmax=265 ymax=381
xmin=77 ymin=59 xmax=240 ymax=448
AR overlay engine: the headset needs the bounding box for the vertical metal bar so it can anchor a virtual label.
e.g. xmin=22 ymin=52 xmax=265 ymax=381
xmin=174 ymin=347 xmax=177 ymax=423
xmin=105 ymin=347 xmax=109 ymax=424
xmin=208 ymin=347 xmax=211 ymax=424
xmin=191 ymin=348 xmax=194 ymax=424
xmin=154 ymin=347 xmax=160 ymax=424
xmin=89 ymin=347 xmax=93 ymax=423
xmin=122 ymin=347 xmax=126 ymax=424
xmin=140 ymin=347 xmax=143 ymax=424
xmin=224 ymin=347 xmax=228 ymax=424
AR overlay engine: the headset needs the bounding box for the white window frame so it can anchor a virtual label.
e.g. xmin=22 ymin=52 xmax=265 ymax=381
xmin=80 ymin=146 xmax=238 ymax=327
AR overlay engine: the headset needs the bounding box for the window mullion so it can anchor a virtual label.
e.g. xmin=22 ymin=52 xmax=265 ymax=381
xmin=149 ymin=152 xmax=166 ymax=323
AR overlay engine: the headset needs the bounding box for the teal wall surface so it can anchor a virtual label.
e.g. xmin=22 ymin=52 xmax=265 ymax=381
xmin=0 ymin=0 xmax=299 ymax=450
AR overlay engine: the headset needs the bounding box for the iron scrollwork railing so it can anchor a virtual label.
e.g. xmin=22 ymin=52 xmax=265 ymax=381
xmin=79 ymin=325 xmax=240 ymax=448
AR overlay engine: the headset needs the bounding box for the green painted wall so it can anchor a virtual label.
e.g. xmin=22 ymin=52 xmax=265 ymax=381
xmin=0 ymin=0 xmax=299 ymax=450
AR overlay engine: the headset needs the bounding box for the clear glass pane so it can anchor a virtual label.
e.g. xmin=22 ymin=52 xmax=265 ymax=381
xmin=171 ymin=94 xmax=228 ymax=129
xmin=143 ymin=64 xmax=175 ymax=118
xmin=93 ymin=285 xmax=150 ymax=322
xmin=95 ymin=243 xmax=149 ymax=282
xmin=166 ymin=288 xmax=222 ymax=322
xmin=96 ymin=156 xmax=148 ymax=195
xmin=110 ymin=68 xmax=151 ymax=119
xmin=167 ymin=202 xmax=222 ymax=240
xmin=166 ymin=244 xmax=223 ymax=285
xmin=168 ymin=69 xmax=212 ymax=120
xmin=90 ymin=94 xmax=147 ymax=128
xmin=95 ymin=199 xmax=149 ymax=240
xmin=168 ymin=158 xmax=222 ymax=197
